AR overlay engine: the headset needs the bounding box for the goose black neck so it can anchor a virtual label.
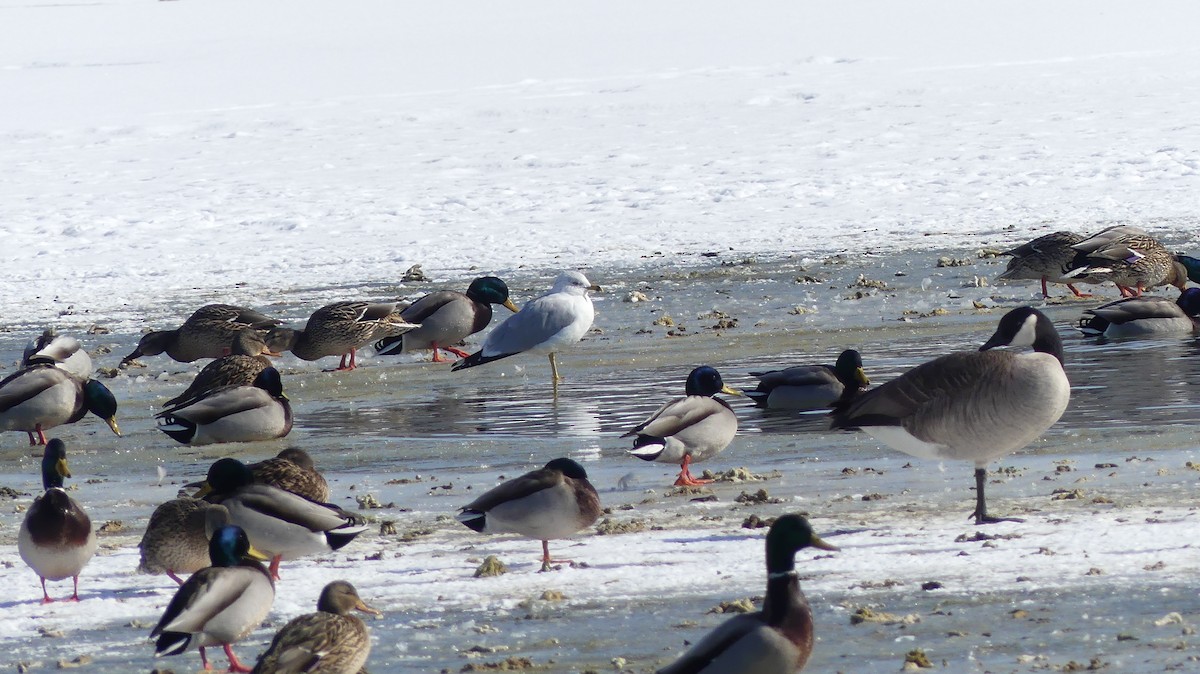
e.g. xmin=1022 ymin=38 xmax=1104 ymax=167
xmin=1033 ymin=318 xmax=1065 ymax=364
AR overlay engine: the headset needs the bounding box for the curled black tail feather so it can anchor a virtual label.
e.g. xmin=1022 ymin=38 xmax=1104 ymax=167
xmin=374 ymin=335 xmax=404 ymax=355
xmin=154 ymin=631 xmax=192 ymax=657
xmin=451 ymin=350 xmax=512 ymax=372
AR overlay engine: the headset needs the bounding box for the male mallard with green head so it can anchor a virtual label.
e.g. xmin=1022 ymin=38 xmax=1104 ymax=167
xmin=658 ymin=514 xmax=837 ymax=673
xmin=376 ymin=276 xmax=519 ymax=362
xmin=18 ymin=439 xmax=98 ymax=603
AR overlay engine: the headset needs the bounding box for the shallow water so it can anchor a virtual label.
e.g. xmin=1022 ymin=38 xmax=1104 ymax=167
xmin=2 ymin=250 xmax=1199 ymax=673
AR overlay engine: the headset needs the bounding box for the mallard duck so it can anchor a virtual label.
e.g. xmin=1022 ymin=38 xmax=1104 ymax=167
xmin=138 ymin=498 xmax=232 ymax=584
xmin=626 ymin=366 xmax=741 ymax=486
xmin=0 ymin=364 xmax=120 ymax=445
xmin=156 ymin=367 xmax=292 ymax=445
xmin=452 ymin=271 xmax=600 ymax=383
xmin=22 ymin=329 xmax=94 ymax=379
xmin=1077 ymin=288 xmax=1200 ymax=338
xmin=17 ymin=439 xmax=98 ymax=603
xmin=995 ymin=231 xmax=1101 ymax=298
xmin=375 ymin=276 xmax=520 ymax=362
xmin=1064 ymin=229 xmax=1192 ymax=297
xmin=746 ymin=350 xmax=870 ymax=411
xmin=122 ymin=304 xmax=281 ymax=365
xmin=267 ymin=301 xmax=419 ymax=371
xmin=248 ymin=448 xmax=330 ymax=502
xmin=191 ymin=458 xmax=367 ymax=579
xmin=457 ymin=458 xmax=602 ymax=572
xmin=831 ymin=307 xmax=1070 ymax=524
xmin=151 ymin=524 xmax=275 ymax=673
xmin=162 ymin=330 xmax=277 ymax=408
xmin=250 ymin=580 xmax=381 ymax=674
xmin=658 ymin=514 xmax=837 ymax=674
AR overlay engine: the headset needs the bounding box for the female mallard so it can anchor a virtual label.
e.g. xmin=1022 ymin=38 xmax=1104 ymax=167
xmin=122 ymin=304 xmax=281 ymax=365
xmin=192 ymin=458 xmax=367 ymax=579
xmin=746 ymin=350 xmax=870 ymax=411
xmin=375 ymin=276 xmax=519 ymax=362
xmin=18 ymin=439 xmax=98 ymax=603
xmin=996 ymin=231 xmax=1100 ymax=298
xmin=658 ymin=514 xmax=838 ymax=674
xmin=831 ymin=307 xmax=1070 ymax=524
xmin=452 ymin=271 xmax=600 ymax=383
xmin=162 ymin=330 xmax=277 ymax=408
xmin=1078 ymin=288 xmax=1200 ymax=338
xmin=250 ymin=580 xmax=381 ymax=674
xmin=626 ymin=366 xmax=741 ymax=486
xmin=457 ymin=458 xmax=602 ymax=572
xmin=1064 ymin=229 xmax=1195 ymax=297
xmin=23 ymin=329 xmax=94 ymax=379
xmin=0 ymin=364 xmax=120 ymax=445
xmin=138 ymin=498 xmax=232 ymax=584
xmin=267 ymin=301 xmax=419 ymax=371
xmin=150 ymin=525 xmax=274 ymax=673
xmin=248 ymin=447 xmax=330 ymax=502
xmin=156 ymin=367 xmax=292 ymax=445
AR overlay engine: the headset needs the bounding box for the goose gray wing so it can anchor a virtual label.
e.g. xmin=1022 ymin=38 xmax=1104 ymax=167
xmin=830 ymin=351 xmax=995 ymax=430
xmin=151 ymin=565 xmax=267 ymax=636
xmin=623 ymin=396 xmax=730 ymax=439
xmin=461 ymin=467 xmax=561 ymax=513
xmin=0 ymin=366 xmax=67 ymax=414
xmin=157 ymin=386 xmax=274 ymax=425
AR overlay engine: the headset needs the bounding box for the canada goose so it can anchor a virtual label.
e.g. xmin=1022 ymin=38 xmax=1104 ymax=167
xmin=831 ymin=307 xmax=1070 ymax=524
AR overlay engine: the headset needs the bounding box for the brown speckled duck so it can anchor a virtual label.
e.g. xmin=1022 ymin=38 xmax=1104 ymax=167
xmin=122 ymin=304 xmax=281 ymax=365
xmin=162 ymin=330 xmax=278 ymax=408
xmin=996 ymin=231 xmax=1101 ymax=298
xmin=250 ymin=580 xmax=380 ymax=674
xmin=267 ymin=301 xmax=419 ymax=370
xmin=1064 ymin=228 xmax=1194 ymax=297
xmin=138 ymin=498 xmax=232 ymax=584
xmin=657 ymin=514 xmax=837 ymax=674
xmin=18 ymin=439 xmax=98 ymax=603
xmin=248 ymin=448 xmax=330 ymax=502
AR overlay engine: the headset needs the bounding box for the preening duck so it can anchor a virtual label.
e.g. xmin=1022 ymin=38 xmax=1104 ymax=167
xmin=375 ymin=276 xmax=519 ymax=362
xmin=831 ymin=307 xmax=1070 ymax=524
xmin=457 ymin=458 xmax=602 ymax=572
xmin=1064 ymin=227 xmax=1195 ymax=297
xmin=657 ymin=514 xmax=837 ymax=674
xmin=626 ymin=366 xmax=741 ymax=486
xmin=18 ymin=439 xmax=98 ymax=603
xmin=22 ymin=329 xmax=94 ymax=380
xmin=248 ymin=447 xmax=331 ymax=502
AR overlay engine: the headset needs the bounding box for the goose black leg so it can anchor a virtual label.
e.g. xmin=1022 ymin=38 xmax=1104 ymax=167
xmin=971 ymin=467 xmax=1024 ymax=525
